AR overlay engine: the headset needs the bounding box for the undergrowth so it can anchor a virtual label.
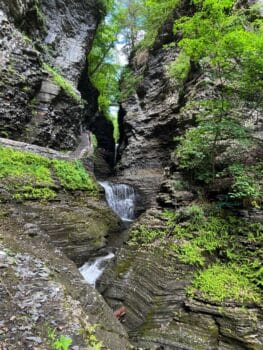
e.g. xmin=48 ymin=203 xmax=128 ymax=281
xmin=130 ymin=203 xmax=262 ymax=303
xmin=189 ymin=263 xmax=261 ymax=303
xmin=0 ymin=147 xmax=98 ymax=200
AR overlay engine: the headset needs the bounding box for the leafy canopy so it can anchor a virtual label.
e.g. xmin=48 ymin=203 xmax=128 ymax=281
xmin=172 ymin=0 xmax=263 ymax=204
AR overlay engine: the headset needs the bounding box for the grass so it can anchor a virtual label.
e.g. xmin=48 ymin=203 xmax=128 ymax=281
xmin=43 ymin=63 xmax=82 ymax=102
xmin=0 ymin=147 xmax=98 ymax=200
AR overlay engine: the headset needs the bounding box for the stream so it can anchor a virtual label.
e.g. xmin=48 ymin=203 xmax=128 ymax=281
xmin=79 ymin=181 xmax=136 ymax=287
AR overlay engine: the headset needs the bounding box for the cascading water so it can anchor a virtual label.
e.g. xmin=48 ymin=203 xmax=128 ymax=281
xmin=114 ymin=143 xmax=119 ymax=165
xmin=79 ymin=253 xmax=114 ymax=287
xmin=99 ymin=181 xmax=135 ymax=222
xmin=79 ymin=181 xmax=136 ymax=287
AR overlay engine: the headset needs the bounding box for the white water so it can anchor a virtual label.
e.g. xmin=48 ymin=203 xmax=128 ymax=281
xmin=79 ymin=182 xmax=136 ymax=287
xmin=114 ymin=143 xmax=119 ymax=165
xmin=79 ymin=252 xmax=114 ymax=287
xmin=99 ymin=181 xmax=136 ymax=222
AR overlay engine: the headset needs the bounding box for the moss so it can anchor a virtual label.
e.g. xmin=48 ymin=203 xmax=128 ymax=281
xmin=133 ymin=204 xmax=263 ymax=305
xmin=43 ymin=63 xmax=82 ymax=102
xmin=168 ymin=51 xmax=191 ymax=85
xmin=52 ymin=159 xmax=98 ymax=193
xmin=0 ymin=147 xmax=98 ymax=201
xmin=189 ymin=263 xmax=261 ymax=303
xmin=129 ymin=225 xmax=166 ymax=245
xmin=13 ymin=187 xmax=56 ymax=201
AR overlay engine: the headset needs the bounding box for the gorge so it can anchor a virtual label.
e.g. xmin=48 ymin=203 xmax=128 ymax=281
xmin=0 ymin=0 xmax=262 ymax=349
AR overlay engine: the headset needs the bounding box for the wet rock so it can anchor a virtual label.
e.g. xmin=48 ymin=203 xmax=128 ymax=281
xmin=100 ymin=244 xmax=263 ymax=350
xmin=0 ymin=213 xmax=131 ymax=349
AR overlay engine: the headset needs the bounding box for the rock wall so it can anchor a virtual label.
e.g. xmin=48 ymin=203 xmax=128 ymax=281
xmin=99 ymin=209 xmax=263 ymax=350
xmin=0 ymin=0 xmax=100 ymax=150
xmin=117 ymin=0 xmax=263 ymax=210
xmin=0 ymin=205 xmax=130 ymax=349
xmin=108 ymin=1 xmax=263 ymax=349
xmin=116 ymin=45 xmax=179 ymax=209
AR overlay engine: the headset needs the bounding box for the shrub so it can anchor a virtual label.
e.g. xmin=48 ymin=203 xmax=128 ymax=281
xmin=229 ymin=163 xmax=262 ymax=207
xmin=168 ymin=51 xmax=191 ymax=85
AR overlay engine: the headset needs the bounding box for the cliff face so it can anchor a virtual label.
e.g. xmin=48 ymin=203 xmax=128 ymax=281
xmin=0 ymin=0 xmax=100 ymax=150
xmin=117 ymin=0 xmax=263 ymax=211
xmin=0 ymin=206 xmax=130 ymax=350
xmin=101 ymin=2 xmax=263 ymax=349
xmin=0 ymin=2 xmax=131 ymax=348
xmin=117 ymin=45 xmax=179 ymax=210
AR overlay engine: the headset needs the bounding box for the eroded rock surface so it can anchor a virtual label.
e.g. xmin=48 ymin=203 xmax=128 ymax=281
xmin=99 ymin=209 xmax=263 ymax=350
xmin=0 ymin=210 xmax=130 ymax=350
xmin=0 ymin=1 xmax=100 ymax=150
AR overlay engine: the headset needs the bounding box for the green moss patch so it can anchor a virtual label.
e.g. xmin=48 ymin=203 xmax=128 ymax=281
xmin=43 ymin=63 xmax=82 ymax=102
xmin=131 ymin=204 xmax=262 ymax=304
xmin=0 ymin=147 xmax=98 ymax=200
xmin=129 ymin=225 xmax=166 ymax=245
xmin=190 ymin=263 xmax=261 ymax=303
xmin=52 ymin=159 xmax=98 ymax=192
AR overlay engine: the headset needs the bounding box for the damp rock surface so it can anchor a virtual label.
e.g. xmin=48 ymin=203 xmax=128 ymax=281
xmin=0 ymin=210 xmax=131 ymax=350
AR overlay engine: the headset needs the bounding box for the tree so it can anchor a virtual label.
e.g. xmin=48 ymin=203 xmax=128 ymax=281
xmin=88 ymin=1 xmax=121 ymax=116
xmin=173 ymin=0 xmax=263 ymax=190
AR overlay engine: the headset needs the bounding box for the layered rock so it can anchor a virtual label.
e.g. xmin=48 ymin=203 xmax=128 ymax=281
xmin=0 ymin=0 xmax=100 ymax=150
xmin=117 ymin=46 xmax=179 ymax=209
xmin=111 ymin=2 xmax=263 ymax=349
xmin=0 ymin=207 xmax=130 ymax=350
xmin=99 ymin=209 xmax=263 ymax=350
xmin=117 ymin=0 xmax=263 ymax=209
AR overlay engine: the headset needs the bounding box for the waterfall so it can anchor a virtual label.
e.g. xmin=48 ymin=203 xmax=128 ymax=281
xmin=79 ymin=252 xmax=114 ymax=287
xmin=114 ymin=143 xmax=119 ymax=165
xmin=99 ymin=181 xmax=135 ymax=222
xmin=79 ymin=182 xmax=136 ymax=287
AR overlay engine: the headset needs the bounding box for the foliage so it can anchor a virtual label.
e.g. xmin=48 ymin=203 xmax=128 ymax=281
xmin=43 ymin=63 xmax=81 ymax=102
xmin=52 ymin=335 xmax=72 ymax=350
xmin=120 ymin=67 xmax=143 ymax=101
xmin=130 ymin=201 xmax=262 ymax=302
xmin=163 ymin=205 xmax=263 ymax=300
xmin=111 ymin=116 xmax=120 ymax=143
xmin=228 ymin=163 xmax=262 ymax=206
xmin=168 ymin=51 xmax=190 ymax=85
xmin=52 ymin=160 xmax=98 ymax=192
xmin=79 ymin=324 xmax=103 ymax=350
xmin=172 ymin=0 xmax=263 ymax=193
xmin=190 ymin=263 xmax=261 ymax=303
xmin=0 ymin=147 xmax=98 ymax=200
xmin=91 ymin=133 xmax=98 ymax=149
xmin=48 ymin=329 xmax=72 ymax=350
xmin=175 ymin=242 xmax=205 ymax=266
xmin=88 ymin=1 xmax=120 ymax=115
xmin=129 ymin=225 xmax=166 ymax=245
xmin=141 ymin=0 xmax=180 ymax=48
xmin=13 ymin=187 xmax=56 ymax=201
xmin=175 ymin=116 xmax=251 ymax=183
xmin=88 ymin=0 xmax=182 ymax=139
xmin=117 ymin=0 xmax=146 ymax=53
xmin=0 ymin=147 xmax=52 ymax=185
